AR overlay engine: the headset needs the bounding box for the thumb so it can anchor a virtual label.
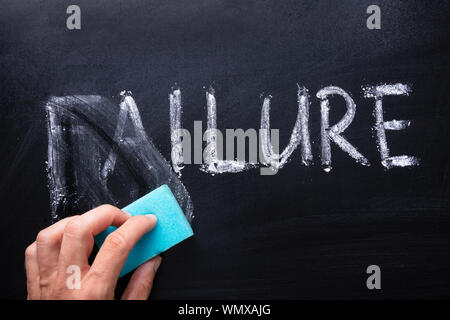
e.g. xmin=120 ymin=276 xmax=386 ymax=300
xmin=121 ymin=256 xmax=162 ymax=300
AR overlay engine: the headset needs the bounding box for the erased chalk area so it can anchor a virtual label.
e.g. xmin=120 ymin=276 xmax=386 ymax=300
xmin=45 ymin=93 xmax=193 ymax=222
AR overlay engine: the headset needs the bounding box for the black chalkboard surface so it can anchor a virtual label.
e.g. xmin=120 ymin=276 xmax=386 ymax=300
xmin=1 ymin=0 xmax=449 ymax=299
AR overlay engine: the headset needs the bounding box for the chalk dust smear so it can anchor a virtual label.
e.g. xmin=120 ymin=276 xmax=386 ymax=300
xmin=45 ymin=93 xmax=193 ymax=222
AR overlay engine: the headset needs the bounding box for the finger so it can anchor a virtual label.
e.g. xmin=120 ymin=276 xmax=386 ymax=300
xmin=121 ymin=256 xmax=162 ymax=300
xmin=25 ymin=243 xmax=40 ymax=300
xmin=35 ymin=216 xmax=78 ymax=280
xmin=57 ymin=205 xmax=130 ymax=274
xmin=88 ymin=214 xmax=157 ymax=285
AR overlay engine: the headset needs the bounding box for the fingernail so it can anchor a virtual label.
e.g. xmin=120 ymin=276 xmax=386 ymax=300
xmin=124 ymin=211 xmax=132 ymax=217
xmin=145 ymin=214 xmax=157 ymax=223
xmin=153 ymin=256 xmax=162 ymax=272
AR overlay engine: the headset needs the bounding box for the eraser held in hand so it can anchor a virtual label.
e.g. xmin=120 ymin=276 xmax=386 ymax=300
xmin=94 ymin=184 xmax=194 ymax=278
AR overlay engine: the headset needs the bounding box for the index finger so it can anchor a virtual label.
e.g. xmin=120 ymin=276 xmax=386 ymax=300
xmin=75 ymin=204 xmax=131 ymax=237
xmin=57 ymin=205 xmax=131 ymax=274
xmin=87 ymin=214 xmax=157 ymax=284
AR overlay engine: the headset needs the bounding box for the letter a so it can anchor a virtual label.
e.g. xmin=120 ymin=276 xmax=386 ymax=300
xmin=366 ymin=265 xmax=381 ymax=290
xmin=66 ymin=5 xmax=81 ymax=30
xmin=366 ymin=5 xmax=381 ymax=30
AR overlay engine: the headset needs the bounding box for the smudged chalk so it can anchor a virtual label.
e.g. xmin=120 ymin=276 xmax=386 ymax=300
xmin=45 ymin=92 xmax=193 ymax=222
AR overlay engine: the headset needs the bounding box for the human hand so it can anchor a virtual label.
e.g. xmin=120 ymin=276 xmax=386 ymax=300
xmin=25 ymin=204 xmax=161 ymax=300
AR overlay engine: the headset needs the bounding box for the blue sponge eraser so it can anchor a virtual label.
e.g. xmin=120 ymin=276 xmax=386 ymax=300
xmin=94 ymin=184 xmax=194 ymax=278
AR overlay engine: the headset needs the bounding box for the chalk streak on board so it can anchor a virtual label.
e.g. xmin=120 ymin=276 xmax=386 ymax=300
xmin=169 ymin=88 xmax=184 ymax=175
xmin=45 ymin=93 xmax=193 ymax=222
xmin=260 ymin=85 xmax=313 ymax=170
xmin=201 ymin=87 xmax=251 ymax=174
xmin=363 ymin=83 xmax=420 ymax=169
xmin=46 ymin=103 xmax=69 ymax=220
xmin=317 ymin=86 xmax=370 ymax=172
xmin=101 ymin=91 xmax=148 ymax=181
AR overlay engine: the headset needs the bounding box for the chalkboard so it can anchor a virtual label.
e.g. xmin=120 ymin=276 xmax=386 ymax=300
xmin=1 ymin=0 xmax=449 ymax=299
